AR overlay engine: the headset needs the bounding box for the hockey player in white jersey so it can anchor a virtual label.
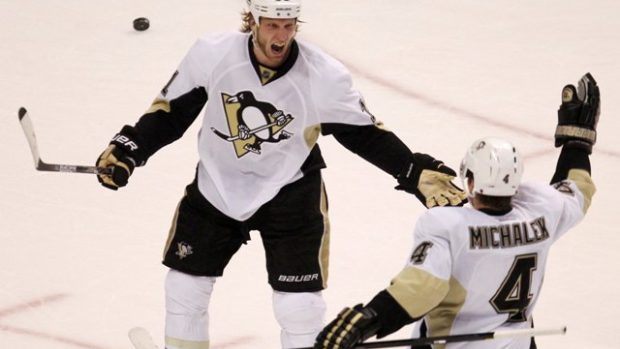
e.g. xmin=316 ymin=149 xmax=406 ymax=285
xmin=94 ymin=1 xmax=467 ymax=348
xmin=314 ymin=73 xmax=599 ymax=349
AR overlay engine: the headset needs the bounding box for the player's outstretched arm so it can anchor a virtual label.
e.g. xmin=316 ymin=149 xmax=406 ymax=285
xmin=551 ymin=73 xmax=599 ymax=212
xmin=314 ymin=290 xmax=417 ymax=349
xmin=323 ymin=123 xmax=466 ymax=208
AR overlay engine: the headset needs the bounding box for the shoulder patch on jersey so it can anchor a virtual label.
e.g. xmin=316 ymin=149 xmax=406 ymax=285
xmin=359 ymin=96 xmax=376 ymax=124
xmin=410 ymin=241 xmax=434 ymax=264
xmin=553 ymin=180 xmax=575 ymax=196
xmin=161 ymin=71 xmax=179 ymax=97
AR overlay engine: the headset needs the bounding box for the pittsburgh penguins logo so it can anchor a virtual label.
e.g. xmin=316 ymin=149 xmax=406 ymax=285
xmin=211 ymin=91 xmax=294 ymax=157
xmin=410 ymin=241 xmax=434 ymax=264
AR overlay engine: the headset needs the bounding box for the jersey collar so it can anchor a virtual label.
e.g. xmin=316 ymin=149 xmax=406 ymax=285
xmin=248 ymin=35 xmax=299 ymax=86
xmin=479 ymin=207 xmax=512 ymax=216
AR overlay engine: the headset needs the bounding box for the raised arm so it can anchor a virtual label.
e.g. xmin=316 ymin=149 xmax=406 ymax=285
xmin=551 ymin=72 xmax=599 ymax=213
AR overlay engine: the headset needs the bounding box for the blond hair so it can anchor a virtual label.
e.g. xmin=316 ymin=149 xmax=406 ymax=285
xmin=240 ymin=10 xmax=254 ymax=33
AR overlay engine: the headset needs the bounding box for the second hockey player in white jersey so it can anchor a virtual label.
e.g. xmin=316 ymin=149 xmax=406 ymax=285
xmin=315 ymin=73 xmax=599 ymax=349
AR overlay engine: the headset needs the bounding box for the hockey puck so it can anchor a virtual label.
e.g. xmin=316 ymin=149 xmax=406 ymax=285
xmin=133 ymin=17 xmax=150 ymax=31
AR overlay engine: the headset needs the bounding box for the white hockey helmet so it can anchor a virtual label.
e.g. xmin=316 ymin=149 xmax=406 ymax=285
xmin=247 ymin=0 xmax=301 ymax=20
xmin=459 ymin=137 xmax=524 ymax=197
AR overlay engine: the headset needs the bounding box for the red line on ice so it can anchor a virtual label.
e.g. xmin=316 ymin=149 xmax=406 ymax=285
xmin=336 ymin=55 xmax=619 ymax=159
xmin=0 ymin=294 xmax=118 ymax=349
xmin=0 ymin=325 xmax=114 ymax=349
xmin=0 ymin=293 xmax=67 ymax=318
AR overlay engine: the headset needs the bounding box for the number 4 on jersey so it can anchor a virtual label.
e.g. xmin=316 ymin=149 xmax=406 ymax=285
xmin=490 ymin=253 xmax=537 ymax=322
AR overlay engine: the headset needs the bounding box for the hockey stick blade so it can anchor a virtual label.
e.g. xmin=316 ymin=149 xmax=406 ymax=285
xmin=300 ymin=326 xmax=566 ymax=349
xmin=129 ymin=327 xmax=159 ymax=349
xmin=18 ymin=107 xmax=111 ymax=175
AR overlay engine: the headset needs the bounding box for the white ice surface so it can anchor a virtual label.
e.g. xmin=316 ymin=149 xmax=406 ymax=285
xmin=1 ymin=1 xmax=619 ymax=348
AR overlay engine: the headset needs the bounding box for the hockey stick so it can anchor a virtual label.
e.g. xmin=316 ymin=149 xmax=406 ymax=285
xmin=210 ymin=115 xmax=293 ymax=142
xmin=128 ymin=325 xmax=566 ymax=349
xmin=18 ymin=107 xmax=111 ymax=175
xmin=210 ymin=122 xmax=277 ymax=142
xmin=300 ymin=326 xmax=567 ymax=349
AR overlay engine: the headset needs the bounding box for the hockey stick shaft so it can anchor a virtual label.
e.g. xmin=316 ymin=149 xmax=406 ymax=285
xmin=18 ymin=107 xmax=111 ymax=175
xmin=211 ymin=115 xmax=293 ymax=142
xmin=302 ymin=326 xmax=566 ymax=349
xmin=211 ymin=120 xmax=278 ymax=142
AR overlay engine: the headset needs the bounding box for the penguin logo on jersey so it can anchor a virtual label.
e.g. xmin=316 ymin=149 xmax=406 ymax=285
xmin=175 ymin=242 xmax=193 ymax=260
xmin=410 ymin=241 xmax=434 ymax=264
xmin=211 ymin=91 xmax=294 ymax=157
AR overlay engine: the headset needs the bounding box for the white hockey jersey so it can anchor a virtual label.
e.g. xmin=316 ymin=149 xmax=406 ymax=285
xmin=160 ymin=32 xmax=376 ymax=220
xmin=385 ymin=172 xmax=594 ymax=348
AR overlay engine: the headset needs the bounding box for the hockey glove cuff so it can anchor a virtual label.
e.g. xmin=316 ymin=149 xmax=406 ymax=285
xmin=395 ymin=153 xmax=467 ymax=208
xmin=314 ymin=305 xmax=380 ymax=349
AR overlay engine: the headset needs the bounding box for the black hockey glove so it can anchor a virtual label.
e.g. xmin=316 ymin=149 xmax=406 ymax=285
xmin=314 ymin=305 xmax=380 ymax=349
xmin=96 ymin=126 xmax=144 ymax=190
xmin=395 ymin=153 xmax=467 ymax=208
xmin=555 ymin=72 xmax=600 ymax=154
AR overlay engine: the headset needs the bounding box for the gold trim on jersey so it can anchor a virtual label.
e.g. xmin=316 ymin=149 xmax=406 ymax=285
xmin=165 ymin=336 xmax=210 ymax=349
xmin=424 ymin=277 xmax=467 ymax=349
xmin=146 ymin=98 xmax=171 ymax=114
xmin=163 ymin=191 xmax=185 ymax=259
xmin=220 ymin=93 xmax=246 ymax=157
xmin=259 ymin=65 xmax=277 ymax=85
xmin=386 ymin=267 xmax=449 ymax=319
xmin=304 ymin=125 xmax=321 ymax=149
xmin=568 ymin=169 xmax=596 ymax=213
xmin=318 ymin=179 xmax=330 ymax=288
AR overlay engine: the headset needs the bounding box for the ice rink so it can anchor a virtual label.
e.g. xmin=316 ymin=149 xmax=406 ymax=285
xmin=1 ymin=0 xmax=619 ymax=348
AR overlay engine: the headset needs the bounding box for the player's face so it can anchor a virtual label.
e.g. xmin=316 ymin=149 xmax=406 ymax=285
xmin=253 ymin=17 xmax=297 ymax=68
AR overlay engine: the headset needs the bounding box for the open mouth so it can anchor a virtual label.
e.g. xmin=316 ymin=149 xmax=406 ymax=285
xmin=271 ymin=43 xmax=285 ymax=55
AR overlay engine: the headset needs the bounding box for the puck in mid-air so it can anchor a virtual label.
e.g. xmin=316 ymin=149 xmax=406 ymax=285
xmin=133 ymin=17 xmax=150 ymax=31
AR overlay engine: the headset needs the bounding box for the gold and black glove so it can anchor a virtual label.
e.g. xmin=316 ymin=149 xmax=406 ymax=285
xmin=555 ymin=72 xmax=600 ymax=154
xmin=314 ymin=305 xmax=380 ymax=349
xmin=96 ymin=126 xmax=144 ymax=190
xmin=396 ymin=153 xmax=467 ymax=208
